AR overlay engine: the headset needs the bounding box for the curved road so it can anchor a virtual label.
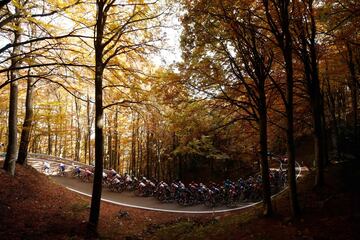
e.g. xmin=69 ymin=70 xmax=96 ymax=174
xmin=28 ymin=157 xmax=303 ymax=214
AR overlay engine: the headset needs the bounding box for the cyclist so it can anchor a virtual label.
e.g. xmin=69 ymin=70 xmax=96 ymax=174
xmin=124 ymin=173 xmax=132 ymax=183
xmin=73 ymin=165 xmax=81 ymax=177
xmin=83 ymin=167 xmax=93 ymax=182
xmin=223 ymin=178 xmax=232 ymax=198
xmin=109 ymin=168 xmax=117 ymax=179
xmin=59 ymin=163 xmax=66 ymax=176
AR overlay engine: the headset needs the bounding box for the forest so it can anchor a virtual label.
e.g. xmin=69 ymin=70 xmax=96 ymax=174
xmin=0 ymin=0 xmax=359 ymax=238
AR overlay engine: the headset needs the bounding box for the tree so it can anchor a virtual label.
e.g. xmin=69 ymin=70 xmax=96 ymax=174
xmin=3 ymin=3 xmax=21 ymax=175
xmin=180 ymin=0 xmax=275 ymax=215
xmin=17 ymin=69 xmax=35 ymax=165
xmin=2 ymin=0 xmax=95 ymax=169
xmin=88 ymin=0 xmax=166 ymax=232
xmin=261 ymin=0 xmax=301 ymax=217
xmin=292 ymin=0 xmax=327 ymax=187
xmin=322 ymin=0 xmax=360 ymax=155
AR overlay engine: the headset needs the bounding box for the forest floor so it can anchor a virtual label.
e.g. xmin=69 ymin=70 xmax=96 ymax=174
xmin=0 ymin=155 xmax=360 ymax=240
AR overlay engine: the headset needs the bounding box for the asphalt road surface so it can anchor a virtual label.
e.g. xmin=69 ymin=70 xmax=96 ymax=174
xmin=28 ymin=158 xmax=258 ymax=213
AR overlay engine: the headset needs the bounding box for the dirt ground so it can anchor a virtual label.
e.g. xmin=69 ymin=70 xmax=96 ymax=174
xmin=0 ymin=163 xmax=217 ymax=239
xmin=0 ymin=156 xmax=359 ymax=239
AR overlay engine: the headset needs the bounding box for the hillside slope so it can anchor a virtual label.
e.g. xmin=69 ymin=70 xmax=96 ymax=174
xmin=0 ymin=157 xmax=359 ymax=240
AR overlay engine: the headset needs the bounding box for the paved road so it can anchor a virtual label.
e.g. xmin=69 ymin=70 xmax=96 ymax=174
xmin=0 ymin=152 xmax=304 ymax=214
xmin=28 ymin=158 xmax=259 ymax=213
xmin=52 ymin=176 xmax=254 ymax=213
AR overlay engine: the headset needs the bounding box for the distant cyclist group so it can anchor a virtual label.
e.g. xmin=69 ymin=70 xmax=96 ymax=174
xmin=42 ymin=160 xmax=288 ymax=208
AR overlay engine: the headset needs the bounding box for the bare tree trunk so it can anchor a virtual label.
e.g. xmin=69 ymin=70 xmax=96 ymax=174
xmin=59 ymin=111 xmax=63 ymax=157
xmin=4 ymin=72 xmax=19 ymax=175
xmin=87 ymin=94 xmax=92 ymax=165
xmin=107 ymin=128 xmax=112 ymax=169
xmin=29 ymin=116 xmax=38 ymax=154
xmin=309 ymin=6 xmax=326 ymax=186
xmin=17 ymin=74 xmax=34 ymax=165
xmin=157 ymin=139 xmax=161 ymax=180
xmin=131 ymin=112 xmax=136 ymax=175
xmin=327 ymin=92 xmax=340 ymax=157
xmin=300 ymin=35 xmax=324 ymax=187
xmin=137 ymin=121 xmax=142 ymax=175
xmin=88 ymin=0 xmax=105 ymax=232
xmin=259 ymin=87 xmax=273 ymax=216
xmin=178 ymin=156 xmax=182 ymax=180
xmin=54 ymin=132 xmax=58 ymax=156
xmin=262 ymin=0 xmax=300 ymax=217
xmin=0 ymin=127 xmax=4 ymax=148
xmin=62 ymin=128 xmax=67 ymax=158
xmin=146 ymin=128 xmax=151 ymax=177
xmin=4 ymin=12 xmax=21 ymax=175
xmin=114 ymin=107 xmax=119 ymax=171
xmin=47 ymin=110 xmax=52 ymax=155
xmin=84 ymin=130 xmax=88 ymax=163
xmin=69 ymin=103 xmax=74 ymax=158
xmin=284 ymin=42 xmax=301 ymax=219
xmin=117 ymin=133 xmax=121 ymax=173
xmin=346 ymin=43 xmax=359 ymax=152
xmin=75 ymin=97 xmax=81 ymax=162
xmin=284 ymin=48 xmax=301 ymax=218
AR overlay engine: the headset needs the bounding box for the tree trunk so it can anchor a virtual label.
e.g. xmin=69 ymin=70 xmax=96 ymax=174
xmin=130 ymin=113 xmax=136 ymax=175
xmin=84 ymin=131 xmax=88 ymax=163
xmin=47 ymin=111 xmax=52 ymax=155
xmin=88 ymin=0 xmax=105 ymax=232
xmin=29 ymin=118 xmax=38 ymax=153
xmin=107 ymin=129 xmax=112 ymax=169
xmin=325 ymin=70 xmax=340 ymax=158
xmin=54 ymin=132 xmax=58 ymax=156
xmin=88 ymin=63 xmax=104 ymax=231
xmin=346 ymin=43 xmax=359 ymax=153
xmin=58 ymin=119 xmax=63 ymax=158
xmin=113 ymin=107 xmax=119 ymax=170
xmin=157 ymin=139 xmax=161 ymax=180
xmin=301 ymin=41 xmax=324 ymax=187
xmin=0 ymin=127 xmax=4 ymax=149
xmin=146 ymin=129 xmax=151 ymax=177
xmin=136 ymin=118 xmax=141 ymax=175
xmin=75 ymin=97 xmax=81 ymax=162
xmin=4 ymin=13 xmax=21 ymax=175
xmin=62 ymin=129 xmax=67 ymax=158
xmin=321 ymin=101 xmax=329 ymax=167
xmin=178 ymin=157 xmax=182 ymax=180
xmin=284 ymin=47 xmax=301 ymax=217
xmin=87 ymin=94 xmax=92 ymax=164
xmin=117 ymin=134 xmax=121 ymax=173
xmin=309 ymin=9 xmax=326 ymax=185
xmin=70 ymin=103 xmax=74 ymax=158
xmin=4 ymin=74 xmax=19 ymax=175
xmin=279 ymin=0 xmax=301 ymax=217
xmin=259 ymin=87 xmax=273 ymax=216
xmin=263 ymin=0 xmax=300 ymax=216
xmin=17 ymin=74 xmax=34 ymax=165
xmin=138 ymin=136 xmax=143 ymax=176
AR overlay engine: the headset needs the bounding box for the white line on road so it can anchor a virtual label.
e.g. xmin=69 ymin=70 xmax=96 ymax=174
xmin=66 ymin=186 xmax=259 ymax=214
